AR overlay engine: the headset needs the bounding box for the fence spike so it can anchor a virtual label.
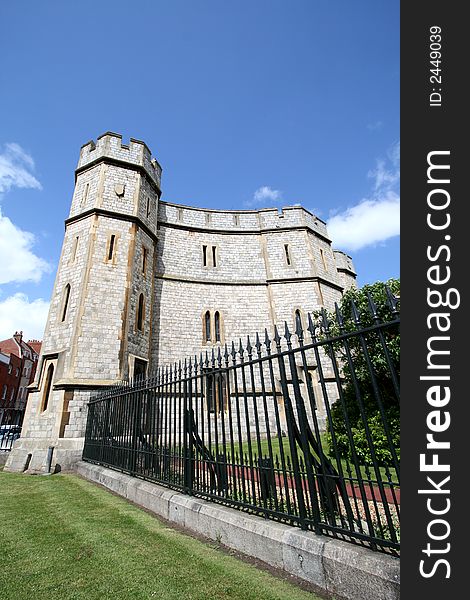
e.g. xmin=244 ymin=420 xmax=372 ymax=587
xmin=284 ymin=321 xmax=292 ymax=345
xmin=246 ymin=335 xmax=253 ymax=356
xmin=366 ymin=291 xmax=379 ymax=321
xmin=231 ymin=340 xmax=237 ymax=360
xmin=320 ymin=308 xmax=331 ymax=335
xmin=211 ymin=347 xmax=216 ymax=368
xmin=385 ymin=284 xmax=399 ymax=316
xmin=264 ymin=328 xmax=271 ymax=350
xmin=217 ymin=345 xmax=222 ymax=366
xmin=307 ymin=312 xmax=316 ymax=339
xmin=273 ymin=324 xmax=281 ymax=348
xmin=255 ymin=331 xmax=262 ymax=353
xmin=350 ymin=298 xmax=362 ymax=326
xmin=334 ymin=302 xmax=345 ymax=330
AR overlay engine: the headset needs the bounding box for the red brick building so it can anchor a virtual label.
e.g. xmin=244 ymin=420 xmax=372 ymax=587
xmin=0 ymin=332 xmax=42 ymax=426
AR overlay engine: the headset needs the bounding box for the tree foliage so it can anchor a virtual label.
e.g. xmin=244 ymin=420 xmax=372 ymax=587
xmin=322 ymin=278 xmax=400 ymax=467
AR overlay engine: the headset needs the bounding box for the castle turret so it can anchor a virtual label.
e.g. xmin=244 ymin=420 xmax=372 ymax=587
xmin=6 ymin=133 xmax=162 ymax=473
xmin=333 ymin=250 xmax=357 ymax=291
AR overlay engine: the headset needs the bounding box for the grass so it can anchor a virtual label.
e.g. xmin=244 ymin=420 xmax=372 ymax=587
xmin=233 ymin=435 xmax=394 ymax=482
xmin=0 ymin=472 xmax=324 ymax=600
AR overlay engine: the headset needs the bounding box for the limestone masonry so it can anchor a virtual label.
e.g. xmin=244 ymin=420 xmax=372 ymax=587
xmin=6 ymin=132 xmax=356 ymax=473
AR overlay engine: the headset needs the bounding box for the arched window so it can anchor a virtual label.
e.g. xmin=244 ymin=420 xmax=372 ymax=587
xmin=295 ymin=309 xmax=303 ymax=334
xmin=61 ymin=284 xmax=71 ymax=322
xmin=1 ymin=384 xmax=7 ymax=400
xmin=214 ymin=311 xmax=221 ymax=342
xmin=42 ymin=364 xmax=54 ymax=412
xmin=204 ymin=311 xmax=211 ymax=343
xmin=137 ymin=294 xmax=145 ymax=332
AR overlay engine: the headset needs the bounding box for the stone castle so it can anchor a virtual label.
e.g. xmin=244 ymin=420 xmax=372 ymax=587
xmin=6 ymin=132 xmax=356 ymax=472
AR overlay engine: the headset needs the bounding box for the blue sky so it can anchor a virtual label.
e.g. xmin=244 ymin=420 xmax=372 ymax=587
xmin=0 ymin=1 xmax=399 ymax=340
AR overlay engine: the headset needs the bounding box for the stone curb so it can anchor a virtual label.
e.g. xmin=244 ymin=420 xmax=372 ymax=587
xmin=77 ymin=461 xmax=399 ymax=600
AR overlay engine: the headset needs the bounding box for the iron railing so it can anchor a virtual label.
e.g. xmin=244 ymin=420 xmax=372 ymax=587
xmin=0 ymin=408 xmax=24 ymax=452
xmin=83 ymin=289 xmax=400 ymax=555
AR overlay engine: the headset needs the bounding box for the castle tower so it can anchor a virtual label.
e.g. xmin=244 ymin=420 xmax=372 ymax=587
xmin=6 ymin=133 xmax=162 ymax=472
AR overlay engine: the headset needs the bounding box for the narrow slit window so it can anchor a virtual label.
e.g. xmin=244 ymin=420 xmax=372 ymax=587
xmin=71 ymin=236 xmax=79 ymax=263
xmin=146 ymin=196 xmax=151 ymax=218
xmin=203 ymin=245 xmax=207 ymax=267
xmin=142 ymin=247 xmax=148 ymax=274
xmin=233 ymin=214 xmax=240 ymax=226
xmin=178 ymin=208 xmax=184 ymax=222
xmin=108 ymin=235 xmax=116 ymax=261
xmin=82 ymin=183 xmax=89 ymax=205
xmin=214 ymin=311 xmax=221 ymax=342
xmin=61 ymin=284 xmax=71 ymax=322
xmin=205 ymin=213 xmax=211 ymax=225
xmin=42 ymin=364 xmax=54 ymax=412
xmin=295 ymin=309 xmax=302 ymax=334
xmin=212 ymin=246 xmax=217 ymax=267
xmin=320 ymin=248 xmax=327 ymax=270
xmin=137 ymin=294 xmax=145 ymax=332
xmin=284 ymin=244 xmax=291 ymax=266
xmin=204 ymin=310 xmax=211 ymax=342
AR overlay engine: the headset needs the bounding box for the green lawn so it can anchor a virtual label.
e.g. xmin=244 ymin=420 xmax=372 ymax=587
xmin=230 ymin=435 xmax=394 ymax=482
xmin=0 ymin=472 xmax=323 ymax=600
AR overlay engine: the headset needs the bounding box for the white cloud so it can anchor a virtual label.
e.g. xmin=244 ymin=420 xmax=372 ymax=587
xmin=0 ymin=143 xmax=42 ymax=195
xmin=0 ymin=142 xmax=49 ymax=284
xmin=0 ymin=209 xmax=51 ymax=284
xmin=245 ymin=186 xmax=283 ymax=207
xmin=0 ymin=293 xmax=49 ymax=341
xmin=327 ymin=141 xmax=400 ymax=251
xmin=327 ymin=191 xmax=400 ymax=251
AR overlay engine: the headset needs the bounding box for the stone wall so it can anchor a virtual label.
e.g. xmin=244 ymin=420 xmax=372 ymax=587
xmin=6 ymin=133 xmax=356 ymax=474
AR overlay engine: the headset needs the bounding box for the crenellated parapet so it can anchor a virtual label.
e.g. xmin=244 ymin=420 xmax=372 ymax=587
xmin=333 ymin=250 xmax=357 ymax=290
xmin=78 ymin=132 xmax=162 ymax=191
xmin=158 ymin=201 xmax=331 ymax=239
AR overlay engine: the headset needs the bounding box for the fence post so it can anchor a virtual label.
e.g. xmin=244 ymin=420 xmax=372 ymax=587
xmin=183 ymin=369 xmax=193 ymax=493
xmin=131 ymin=384 xmax=142 ymax=476
xmin=273 ymin=326 xmax=310 ymax=531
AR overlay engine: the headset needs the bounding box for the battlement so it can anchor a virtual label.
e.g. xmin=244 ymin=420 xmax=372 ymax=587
xmin=77 ymin=132 xmax=162 ymax=188
xmin=333 ymin=250 xmax=356 ymax=275
xmin=158 ymin=201 xmax=330 ymax=238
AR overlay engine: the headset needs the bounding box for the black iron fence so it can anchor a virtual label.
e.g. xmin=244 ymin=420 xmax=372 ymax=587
xmin=83 ymin=289 xmax=400 ymax=555
xmin=0 ymin=408 xmax=24 ymax=452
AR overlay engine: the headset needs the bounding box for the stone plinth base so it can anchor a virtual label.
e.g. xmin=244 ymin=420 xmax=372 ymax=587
xmin=4 ymin=437 xmax=85 ymax=473
xmin=78 ymin=461 xmax=400 ymax=600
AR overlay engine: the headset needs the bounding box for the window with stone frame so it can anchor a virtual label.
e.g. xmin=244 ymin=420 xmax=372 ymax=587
xmin=81 ymin=182 xmax=89 ymax=206
xmin=202 ymin=244 xmax=218 ymax=268
xmin=106 ymin=234 xmax=117 ymax=263
xmin=61 ymin=284 xmax=71 ymax=322
xmin=204 ymin=310 xmax=211 ymax=343
xmin=284 ymin=243 xmax=292 ymax=266
xmin=41 ymin=363 xmax=54 ymax=412
xmin=70 ymin=235 xmax=79 ymax=264
xmin=142 ymin=246 xmax=148 ymax=275
xmin=136 ymin=294 xmax=145 ymax=332
xmin=202 ymin=310 xmax=224 ymax=344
